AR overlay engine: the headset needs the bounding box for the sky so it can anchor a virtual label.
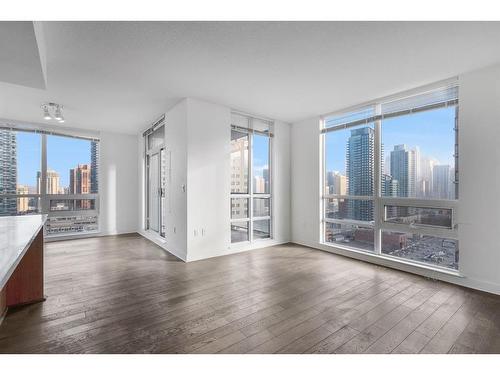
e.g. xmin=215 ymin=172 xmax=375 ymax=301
xmin=15 ymin=108 xmax=451 ymax=188
xmin=16 ymin=133 xmax=91 ymax=188
xmin=253 ymin=133 xmax=269 ymax=177
xmin=325 ymin=106 xmax=456 ymax=174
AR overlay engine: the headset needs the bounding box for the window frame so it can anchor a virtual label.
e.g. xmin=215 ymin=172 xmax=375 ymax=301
xmin=320 ymin=81 xmax=459 ymax=272
xmin=230 ymin=113 xmax=273 ymax=244
xmin=143 ymin=119 xmax=166 ymax=237
xmin=0 ymin=124 xmax=100 ymax=238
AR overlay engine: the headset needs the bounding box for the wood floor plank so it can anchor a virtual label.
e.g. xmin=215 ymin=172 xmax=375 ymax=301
xmin=218 ymin=330 xmax=275 ymax=354
xmin=360 ymin=289 xmax=446 ymax=353
xmin=0 ymin=234 xmax=499 ymax=353
xmin=336 ymin=285 xmax=435 ymax=354
xmin=248 ymin=315 xmax=329 ymax=353
xmin=304 ymin=326 xmax=360 ymax=354
xmin=420 ymin=296 xmax=481 ymax=354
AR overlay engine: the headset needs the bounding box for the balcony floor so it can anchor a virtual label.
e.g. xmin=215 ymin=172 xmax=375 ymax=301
xmin=0 ymin=234 xmax=499 ymax=354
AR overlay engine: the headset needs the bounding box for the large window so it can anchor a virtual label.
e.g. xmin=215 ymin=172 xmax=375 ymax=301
xmin=230 ymin=113 xmax=272 ymax=243
xmin=322 ymin=82 xmax=459 ymax=271
xmin=0 ymin=125 xmax=99 ymax=236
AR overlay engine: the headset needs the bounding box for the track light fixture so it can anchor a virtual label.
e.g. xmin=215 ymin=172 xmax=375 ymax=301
xmin=42 ymin=105 xmax=52 ymax=120
xmin=41 ymin=103 xmax=65 ymax=123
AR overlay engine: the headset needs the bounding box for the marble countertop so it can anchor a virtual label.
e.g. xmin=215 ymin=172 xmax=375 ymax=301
xmin=0 ymin=215 xmax=46 ymax=290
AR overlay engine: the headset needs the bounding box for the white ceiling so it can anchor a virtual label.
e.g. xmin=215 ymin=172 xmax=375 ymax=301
xmin=0 ymin=22 xmax=46 ymax=89
xmin=1 ymin=21 xmax=500 ymax=134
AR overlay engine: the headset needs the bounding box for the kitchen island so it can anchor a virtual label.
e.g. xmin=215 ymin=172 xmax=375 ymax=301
xmin=0 ymin=215 xmax=46 ymax=325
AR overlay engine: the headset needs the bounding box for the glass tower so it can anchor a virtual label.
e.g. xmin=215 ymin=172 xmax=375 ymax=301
xmin=0 ymin=129 xmax=17 ymax=215
xmin=346 ymin=127 xmax=374 ymax=221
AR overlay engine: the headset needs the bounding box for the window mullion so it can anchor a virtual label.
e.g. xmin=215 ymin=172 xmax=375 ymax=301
xmin=374 ymin=104 xmax=382 ymax=255
xmin=269 ymin=132 xmax=273 ymax=239
xmin=248 ymin=122 xmax=254 ymax=242
xmin=320 ymin=122 xmax=326 ymax=244
xmin=40 ymin=134 xmax=48 ymax=213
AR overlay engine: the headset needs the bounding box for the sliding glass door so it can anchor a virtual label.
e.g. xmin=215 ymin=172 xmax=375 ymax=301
xmin=144 ymin=121 xmax=166 ymax=237
xmin=148 ymin=152 xmax=160 ymax=233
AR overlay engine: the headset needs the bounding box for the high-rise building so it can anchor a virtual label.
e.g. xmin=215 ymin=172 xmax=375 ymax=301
xmin=390 ymin=144 xmax=417 ymax=198
xmin=262 ymin=168 xmax=269 ymax=194
xmin=37 ymin=169 xmax=61 ymax=194
xmin=231 ymin=133 xmax=249 ymax=193
xmin=231 ymin=132 xmax=249 ymax=219
xmin=91 ymin=141 xmax=99 ymax=193
xmin=16 ymin=185 xmax=29 ymax=213
xmin=70 ymin=164 xmax=91 ymax=194
xmin=433 ymin=164 xmax=451 ymax=199
xmin=346 ymin=127 xmax=374 ymax=221
xmin=326 ymin=171 xmax=347 ymax=195
xmin=326 ymin=171 xmax=334 ymax=193
xmin=418 ymin=156 xmax=437 ymax=198
xmin=384 ymin=155 xmax=391 ymax=175
xmin=381 ymin=174 xmax=398 ymax=197
xmin=70 ymin=164 xmax=91 ymax=209
xmin=381 ymin=174 xmax=399 ymax=218
xmin=254 ymin=175 xmax=265 ymax=194
xmin=0 ymin=129 xmax=17 ymax=215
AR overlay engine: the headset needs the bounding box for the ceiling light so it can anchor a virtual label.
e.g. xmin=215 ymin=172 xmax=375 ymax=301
xmin=42 ymin=105 xmax=52 ymax=120
xmin=54 ymin=105 xmax=63 ymax=121
xmin=41 ymin=102 xmax=65 ymax=122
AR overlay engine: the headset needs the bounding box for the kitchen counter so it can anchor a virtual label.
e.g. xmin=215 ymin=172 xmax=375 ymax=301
xmin=0 ymin=214 xmax=46 ymax=324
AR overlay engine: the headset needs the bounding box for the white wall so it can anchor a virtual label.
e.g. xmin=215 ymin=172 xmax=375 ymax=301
xmin=163 ymin=100 xmax=189 ymax=260
xmin=185 ymin=98 xmax=292 ymax=261
xmin=458 ymin=63 xmax=500 ymax=293
xmin=290 ymin=63 xmax=500 ymax=295
xmin=291 ymin=117 xmax=321 ymax=246
xmin=138 ymin=97 xmax=292 ymax=262
xmin=99 ymin=131 xmax=139 ymax=235
xmin=185 ymin=98 xmax=231 ymax=261
xmin=271 ymin=118 xmax=292 ymax=244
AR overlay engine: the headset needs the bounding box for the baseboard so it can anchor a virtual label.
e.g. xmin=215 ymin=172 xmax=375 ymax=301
xmin=186 ymin=239 xmax=290 ymax=262
xmin=137 ymin=230 xmax=187 ymax=262
xmin=45 ymin=230 xmax=139 ymax=242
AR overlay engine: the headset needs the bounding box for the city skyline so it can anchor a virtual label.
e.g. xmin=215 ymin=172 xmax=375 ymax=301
xmin=325 ymin=107 xmax=457 ymax=202
xmin=1 ymin=129 xmax=99 ymax=235
xmin=15 ymin=131 xmax=93 ymax=188
xmin=325 ymin=107 xmax=456 ymax=175
xmin=326 ymin=141 xmax=455 ymax=201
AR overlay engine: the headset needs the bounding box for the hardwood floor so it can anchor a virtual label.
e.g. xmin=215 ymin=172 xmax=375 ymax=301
xmin=0 ymin=233 xmax=499 ymax=354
